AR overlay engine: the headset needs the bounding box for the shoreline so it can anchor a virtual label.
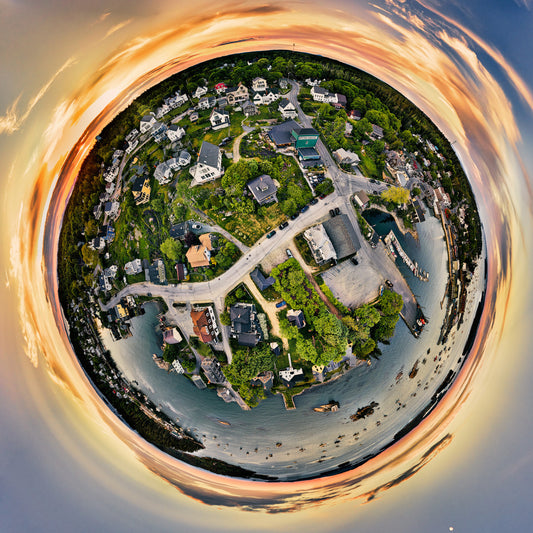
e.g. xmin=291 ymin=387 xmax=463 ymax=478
xmin=366 ymin=203 xmax=419 ymax=241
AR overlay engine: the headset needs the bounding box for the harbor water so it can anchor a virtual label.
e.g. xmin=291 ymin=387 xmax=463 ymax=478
xmin=100 ymin=208 xmax=485 ymax=480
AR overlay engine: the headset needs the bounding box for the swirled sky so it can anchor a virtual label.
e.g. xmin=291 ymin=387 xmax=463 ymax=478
xmin=1 ymin=0 xmax=532 ymax=531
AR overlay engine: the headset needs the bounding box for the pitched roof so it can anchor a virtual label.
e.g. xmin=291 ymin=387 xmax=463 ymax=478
xmin=268 ymin=119 xmax=300 ymax=146
xmin=247 ymin=174 xmax=277 ymax=203
xmin=198 ymin=141 xmax=220 ymax=167
xmin=199 ymin=233 xmax=212 ymax=250
xmin=322 ymin=214 xmax=361 ymax=259
xmin=191 ymin=308 xmax=214 ymax=343
xmin=250 ymin=268 xmax=275 ymax=291
xmin=186 ymin=244 xmax=210 ymax=268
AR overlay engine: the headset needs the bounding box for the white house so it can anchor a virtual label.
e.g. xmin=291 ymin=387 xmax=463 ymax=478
xmin=333 ymin=148 xmax=360 ymax=165
xmin=166 ymin=124 xmax=185 ymax=142
xmin=209 ymin=108 xmax=230 ymax=130
xmin=172 ymin=359 xmax=185 ymax=374
xmin=139 ymin=114 xmax=157 ymax=133
xmin=169 ymin=92 xmax=188 ymax=107
xmin=189 ymin=141 xmax=224 ymax=186
xmin=311 ymin=85 xmax=338 ymax=103
xmin=304 ymin=224 xmax=337 ymax=264
xmin=197 ymin=96 xmax=216 ymax=110
xmin=167 ymin=157 xmax=180 ymax=171
xmin=305 ymin=78 xmax=320 ymax=87
xmin=278 ymin=98 xmax=298 ymax=119
xmin=125 ymin=138 xmax=139 ymax=154
xmin=124 ymin=258 xmax=142 ymax=276
xmin=104 ymin=201 xmax=120 ymax=220
xmin=252 ymin=88 xmax=279 ymax=106
xmin=252 ymin=77 xmax=268 ymax=92
xmin=125 ymin=129 xmax=139 ymax=142
xmin=279 ymin=353 xmax=303 ymax=383
xmin=154 ymin=161 xmax=173 ymax=185
xmin=193 ymin=86 xmax=208 ymax=99
xmin=178 ymin=150 xmax=191 ymax=167
xmin=151 ymin=122 xmax=168 ymax=143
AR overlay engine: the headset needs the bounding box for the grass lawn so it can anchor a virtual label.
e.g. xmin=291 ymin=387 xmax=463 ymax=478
xmin=215 ymin=204 xmax=286 ymax=246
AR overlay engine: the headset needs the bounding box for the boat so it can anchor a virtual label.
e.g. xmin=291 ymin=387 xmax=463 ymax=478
xmin=218 ymin=420 xmax=231 ymax=426
xmin=313 ymin=401 xmax=340 ymax=413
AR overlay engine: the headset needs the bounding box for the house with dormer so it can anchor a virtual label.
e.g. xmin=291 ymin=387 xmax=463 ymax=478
xmin=214 ymin=82 xmax=228 ymax=94
xmin=166 ymin=124 xmax=185 ymax=142
xmin=189 ymin=141 xmax=224 ymax=186
xmin=278 ymin=98 xmax=298 ymax=119
xmin=193 ymin=86 xmax=208 ymax=99
xmin=198 ymin=96 xmax=216 ymax=110
xmin=252 ymin=77 xmax=268 ymax=92
xmin=247 ymin=174 xmax=278 ymax=205
xmin=310 ymin=85 xmax=338 ymax=104
xmin=226 ymin=83 xmax=249 ymax=105
xmin=209 ymin=108 xmax=230 ymax=130
xmin=186 ymin=233 xmax=212 ymax=268
xmin=131 ymin=176 xmax=151 ymax=205
xmin=139 ymin=114 xmax=157 ymax=133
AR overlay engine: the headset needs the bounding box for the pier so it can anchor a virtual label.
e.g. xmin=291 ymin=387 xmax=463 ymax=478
xmin=384 ymin=230 xmax=429 ymax=282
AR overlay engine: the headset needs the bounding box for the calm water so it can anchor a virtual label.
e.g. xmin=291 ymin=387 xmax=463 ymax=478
xmin=101 ymin=208 xmax=485 ymax=480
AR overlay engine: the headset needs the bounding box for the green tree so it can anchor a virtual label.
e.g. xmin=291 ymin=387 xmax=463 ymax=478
xmin=160 ymin=237 xmax=182 ymax=261
xmin=378 ymin=289 xmax=403 ymax=316
xmin=219 ymin=311 xmax=231 ymax=326
xmin=81 ymin=243 xmax=98 ymax=267
xmin=84 ymin=219 xmax=98 ymax=239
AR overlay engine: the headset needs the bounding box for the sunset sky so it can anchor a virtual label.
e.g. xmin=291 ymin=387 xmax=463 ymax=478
xmin=1 ymin=1 xmax=532 ymax=532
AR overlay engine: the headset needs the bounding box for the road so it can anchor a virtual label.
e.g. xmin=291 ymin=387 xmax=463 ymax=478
xmin=103 ymin=81 xmax=421 ymax=362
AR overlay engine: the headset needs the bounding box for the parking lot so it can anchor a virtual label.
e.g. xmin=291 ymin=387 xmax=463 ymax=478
xmin=321 ymin=254 xmax=382 ymax=309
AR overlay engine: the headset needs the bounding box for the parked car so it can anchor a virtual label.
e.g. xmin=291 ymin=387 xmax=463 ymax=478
xmin=191 ymin=223 xmax=201 ymax=229
xmin=290 ymin=212 xmax=300 ymax=220
xmin=279 ymin=221 xmax=289 ymax=230
xmin=275 ymin=300 xmax=287 ymax=308
xmin=266 ymin=230 xmax=276 ymax=239
xmin=351 ymin=257 xmax=358 ymax=265
xmin=319 ymin=193 xmax=327 ymax=199
xmin=334 ymin=207 xmax=340 ymax=215
xmin=286 ymin=249 xmax=293 ymax=258
xmin=301 ymin=205 xmax=309 ymax=213
xmin=310 ymin=198 xmax=318 ymax=205
xmin=329 ymin=209 xmax=336 ymax=217
xmin=385 ymin=279 xmax=394 ymax=288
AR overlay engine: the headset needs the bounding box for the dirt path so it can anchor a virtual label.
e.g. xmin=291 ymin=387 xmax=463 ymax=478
xmin=232 ymin=129 xmax=249 ymax=162
xmin=290 ymin=242 xmax=342 ymax=319
xmin=244 ymin=276 xmax=288 ymax=350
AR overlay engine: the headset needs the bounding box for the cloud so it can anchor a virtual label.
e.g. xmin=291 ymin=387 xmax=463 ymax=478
xmin=105 ymin=19 xmax=133 ymax=38
xmin=0 ymin=57 xmax=76 ymax=135
xmin=514 ymin=0 xmax=531 ymax=9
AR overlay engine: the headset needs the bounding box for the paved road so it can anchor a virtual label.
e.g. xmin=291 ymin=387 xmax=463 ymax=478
xmin=103 ymin=82 xmax=420 ymax=354
xmin=286 ymin=80 xmax=417 ymax=321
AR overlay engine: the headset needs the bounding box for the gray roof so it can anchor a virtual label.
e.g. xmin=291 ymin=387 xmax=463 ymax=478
xmin=268 ymin=119 xmax=300 ymax=146
xmin=322 ymin=214 xmax=361 ymax=259
xmin=250 ymin=268 xmax=275 ymax=291
xmin=313 ymin=86 xmax=328 ymax=95
xmin=237 ymin=333 xmax=260 ymax=347
xmin=198 ymin=141 xmax=220 ymax=167
xmin=279 ymin=98 xmax=292 ymax=109
xmin=230 ymin=304 xmax=253 ymax=333
xmin=247 ymin=174 xmax=277 ymax=203
xmin=169 ymin=221 xmax=190 ymax=239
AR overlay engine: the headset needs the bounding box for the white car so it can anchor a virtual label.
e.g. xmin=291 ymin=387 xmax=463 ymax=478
xmin=191 ymin=223 xmax=201 ymax=230
xmin=286 ymin=249 xmax=293 ymax=258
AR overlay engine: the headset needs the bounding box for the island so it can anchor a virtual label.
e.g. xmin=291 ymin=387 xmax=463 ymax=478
xmin=57 ymin=50 xmax=482 ymax=475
